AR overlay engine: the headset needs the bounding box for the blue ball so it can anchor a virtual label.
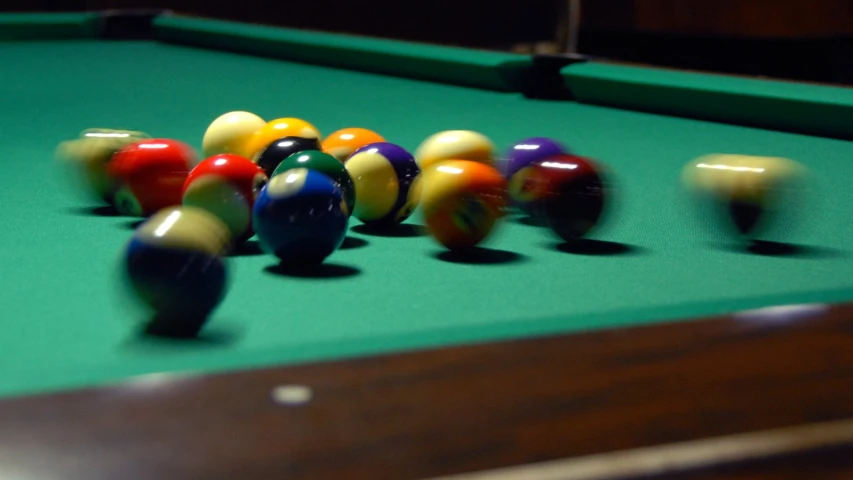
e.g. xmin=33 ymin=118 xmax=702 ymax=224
xmin=253 ymin=168 xmax=349 ymax=265
xmin=123 ymin=206 xmax=231 ymax=335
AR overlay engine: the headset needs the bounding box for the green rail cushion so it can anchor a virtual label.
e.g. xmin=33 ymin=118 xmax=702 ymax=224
xmin=0 ymin=13 xmax=100 ymax=41
xmin=153 ymin=15 xmax=530 ymax=92
xmin=564 ymin=62 xmax=853 ymax=140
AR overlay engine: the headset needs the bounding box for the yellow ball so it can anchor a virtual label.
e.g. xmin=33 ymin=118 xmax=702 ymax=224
xmin=345 ymin=143 xmax=420 ymax=225
xmin=682 ymin=154 xmax=809 ymax=239
xmin=244 ymin=117 xmax=322 ymax=161
xmin=414 ymin=130 xmax=496 ymax=171
xmin=55 ymin=128 xmax=150 ymax=204
xmin=134 ymin=206 xmax=232 ymax=256
xmin=202 ymin=111 xmax=266 ymax=158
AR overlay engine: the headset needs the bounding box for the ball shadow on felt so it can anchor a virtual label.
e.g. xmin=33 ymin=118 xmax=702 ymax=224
xmin=553 ymin=239 xmax=642 ymax=256
xmin=350 ymin=223 xmax=426 ymax=238
xmin=264 ymin=262 xmax=361 ymax=279
xmin=432 ymin=246 xmax=527 ymax=265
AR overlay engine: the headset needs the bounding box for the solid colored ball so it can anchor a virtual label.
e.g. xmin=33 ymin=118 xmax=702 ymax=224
xmin=321 ymin=127 xmax=386 ymax=162
xmin=501 ymin=137 xmax=569 ymax=179
xmin=254 ymin=136 xmax=320 ymax=177
xmin=182 ymin=154 xmax=269 ymax=242
xmin=272 ymin=150 xmax=356 ymax=215
xmin=123 ymin=206 xmax=231 ymax=336
xmin=414 ymin=130 xmax=496 ymax=171
xmin=108 ymin=139 xmax=198 ymax=217
xmin=345 ymin=142 xmax=421 ymax=225
xmin=253 ymin=168 xmax=348 ymax=265
xmin=245 ymin=117 xmax=322 ymax=161
xmin=510 ymin=154 xmax=607 ymax=241
xmin=421 ymin=160 xmax=508 ymax=250
xmin=682 ymin=154 xmax=808 ymax=241
xmin=202 ymin=111 xmax=266 ymax=158
xmin=55 ymin=128 xmax=151 ymax=205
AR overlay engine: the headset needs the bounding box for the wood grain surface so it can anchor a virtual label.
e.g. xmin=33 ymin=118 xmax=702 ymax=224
xmin=0 ymin=303 xmax=851 ymax=479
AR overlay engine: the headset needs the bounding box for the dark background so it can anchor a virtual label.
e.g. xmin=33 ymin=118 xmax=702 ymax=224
xmin=4 ymin=0 xmax=853 ymax=85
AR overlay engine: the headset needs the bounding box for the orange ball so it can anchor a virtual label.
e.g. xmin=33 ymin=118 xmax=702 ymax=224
xmin=421 ymin=160 xmax=508 ymax=250
xmin=321 ymin=128 xmax=385 ymax=162
xmin=244 ymin=118 xmax=321 ymax=161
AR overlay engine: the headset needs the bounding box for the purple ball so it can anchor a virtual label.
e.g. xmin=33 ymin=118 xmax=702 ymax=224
xmin=502 ymin=137 xmax=569 ymax=179
xmin=346 ymin=142 xmax=421 ymax=225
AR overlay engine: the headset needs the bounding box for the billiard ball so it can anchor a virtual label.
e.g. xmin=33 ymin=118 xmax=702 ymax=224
xmin=244 ymin=117 xmax=322 ymax=161
xmin=202 ymin=111 xmax=266 ymax=158
xmin=55 ymin=128 xmax=150 ymax=205
xmin=254 ymin=136 xmax=320 ymax=177
xmin=414 ymin=130 xmax=496 ymax=171
xmin=271 ymin=150 xmax=356 ymax=215
xmin=108 ymin=139 xmax=199 ymax=217
xmin=123 ymin=206 xmax=231 ymax=337
xmin=509 ymin=154 xmax=608 ymax=241
xmin=182 ymin=154 xmax=269 ymax=242
xmin=682 ymin=154 xmax=808 ymax=241
xmin=501 ymin=137 xmax=569 ymax=180
xmin=345 ymin=142 xmax=421 ymax=225
xmin=421 ymin=160 xmax=508 ymax=250
xmin=253 ymin=168 xmax=348 ymax=265
xmin=321 ymin=127 xmax=386 ymax=162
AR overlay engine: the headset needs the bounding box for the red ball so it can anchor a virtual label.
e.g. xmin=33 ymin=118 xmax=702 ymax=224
xmin=509 ymin=154 xmax=607 ymax=241
xmin=182 ymin=154 xmax=269 ymax=241
xmin=109 ymin=139 xmax=198 ymax=216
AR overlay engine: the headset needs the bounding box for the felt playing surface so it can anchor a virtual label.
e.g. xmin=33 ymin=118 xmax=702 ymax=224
xmin=2 ymin=38 xmax=853 ymax=398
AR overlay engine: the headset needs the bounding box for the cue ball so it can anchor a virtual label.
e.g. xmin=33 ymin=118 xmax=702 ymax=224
xmin=253 ymin=168 xmax=349 ymax=265
xmin=682 ymin=154 xmax=809 ymax=241
xmin=414 ymin=130 xmax=496 ymax=171
xmin=182 ymin=154 xmax=269 ymax=242
xmin=421 ymin=160 xmax=508 ymax=250
xmin=345 ymin=142 xmax=421 ymax=226
xmin=108 ymin=139 xmax=198 ymax=217
xmin=271 ymin=149 xmax=356 ymax=215
xmin=202 ymin=111 xmax=266 ymax=158
xmin=123 ymin=206 xmax=231 ymax=336
xmin=510 ymin=154 xmax=608 ymax=241
xmin=255 ymin=136 xmax=321 ymax=177
xmin=321 ymin=127 xmax=386 ymax=162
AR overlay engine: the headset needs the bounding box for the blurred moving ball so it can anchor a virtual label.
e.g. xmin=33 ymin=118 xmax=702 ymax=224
xmin=55 ymin=128 xmax=151 ymax=206
xmin=421 ymin=160 xmax=508 ymax=250
xmin=509 ymin=154 xmax=610 ymax=242
xmin=122 ymin=206 xmax=232 ymax=337
xmin=682 ymin=154 xmax=810 ymax=243
xmin=108 ymin=139 xmax=198 ymax=217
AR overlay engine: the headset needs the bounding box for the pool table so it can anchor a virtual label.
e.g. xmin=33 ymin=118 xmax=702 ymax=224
xmin=2 ymin=11 xmax=853 ymax=480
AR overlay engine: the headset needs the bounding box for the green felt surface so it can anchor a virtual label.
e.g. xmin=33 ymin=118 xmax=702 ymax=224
xmin=0 ymin=13 xmax=100 ymax=41
xmin=154 ymin=15 xmax=529 ymax=92
xmin=565 ymin=62 xmax=853 ymax=140
xmin=3 ymin=39 xmax=853 ymax=399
